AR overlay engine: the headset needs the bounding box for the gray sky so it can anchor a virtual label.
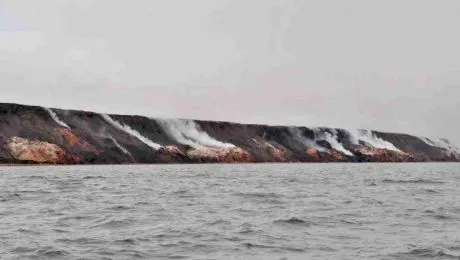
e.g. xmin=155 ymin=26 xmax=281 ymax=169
xmin=0 ymin=0 xmax=459 ymax=142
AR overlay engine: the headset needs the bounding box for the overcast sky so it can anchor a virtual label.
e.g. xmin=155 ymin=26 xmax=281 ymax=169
xmin=0 ymin=0 xmax=459 ymax=142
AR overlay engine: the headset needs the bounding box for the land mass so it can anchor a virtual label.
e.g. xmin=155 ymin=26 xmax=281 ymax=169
xmin=0 ymin=103 xmax=458 ymax=164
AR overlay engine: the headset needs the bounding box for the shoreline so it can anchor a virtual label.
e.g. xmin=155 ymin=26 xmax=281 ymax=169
xmin=1 ymin=161 xmax=459 ymax=167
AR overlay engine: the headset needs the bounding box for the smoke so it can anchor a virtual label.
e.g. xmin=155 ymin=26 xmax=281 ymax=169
xmin=108 ymin=135 xmax=131 ymax=155
xmin=420 ymin=136 xmax=459 ymax=152
xmin=439 ymin=138 xmax=460 ymax=152
xmin=291 ymin=127 xmax=352 ymax=155
xmin=101 ymin=114 xmax=162 ymax=150
xmin=44 ymin=107 xmax=70 ymax=129
xmin=95 ymin=125 xmax=132 ymax=156
xmin=157 ymin=119 xmax=235 ymax=149
xmin=349 ymin=129 xmax=400 ymax=152
xmin=289 ymin=127 xmax=326 ymax=152
xmin=263 ymin=141 xmax=278 ymax=151
xmin=319 ymin=130 xmax=353 ymax=156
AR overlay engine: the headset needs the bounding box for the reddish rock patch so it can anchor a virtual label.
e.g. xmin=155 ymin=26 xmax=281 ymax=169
xmin=6 ymin=137 xmax=78 ymax=164
xmin=58 ymin=128 xmax=100 ymax=154
xmin=187 ymin=147 xmax=254 ymax=163
xmin=306 ymin=148 xmax=323 ymax=162
xmin=354 ymin=147 xmax=414 ymax=162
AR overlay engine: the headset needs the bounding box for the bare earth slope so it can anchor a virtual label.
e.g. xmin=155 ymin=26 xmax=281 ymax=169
xmin=0 ymin=103 xmax=457 ymax=164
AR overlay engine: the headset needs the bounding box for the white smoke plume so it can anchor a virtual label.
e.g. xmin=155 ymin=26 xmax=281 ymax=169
xmin=101 ymin=114 xmax=161 ymax=150
xmin=108 ymin=135 xmax=131 ymax=155
xmin=319 ymin=130 xmax=353 ymax=156
xmin=419 ymin=136 xmax=459 ymax=152
xmin=157 ymin=119 xmax=235 ymax=149
xmin=44 ymin=107 xmax=70 ymax=129
xmin=292 ymin=127 xmax=352 ymax=156
xmin=349 ymin=129 xmax=400 ymax=152
xmin=289 ymin=127 xmax=326 ymax=152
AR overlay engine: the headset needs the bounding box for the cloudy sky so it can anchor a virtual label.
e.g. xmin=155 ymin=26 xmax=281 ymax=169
xmin=0 ymin=0 xmax=459 ymax=142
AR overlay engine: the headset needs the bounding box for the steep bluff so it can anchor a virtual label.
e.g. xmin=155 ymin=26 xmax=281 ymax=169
xmin=0 ymin=103 xmax=458 ymax=164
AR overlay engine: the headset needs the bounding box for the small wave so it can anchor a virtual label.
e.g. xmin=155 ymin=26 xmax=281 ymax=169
xmin=116 ymin=249 xmax=151 ymax=258
xmin=33 ymin=246 xmax=69 ymax=258
xmin=208 ymin=219 xmax=231 ymax=226
xmin=171 ymin=190 xmax=189 ymax=194
xmin=171 ymin=189 xmax=196 ymax=198
xmin=135 ymin=201 xmax=150 ymax=206
xmin=238 ymin=228 xmax=258 ymax=235
xmin=11 ymin=247 xmax=36 ymax=253
xmin=114 ymin=238 xmax=137 ymax=245
xmin=90 ymin=219 xmax=134 ymax=229
xmin=82 ymin=176 xmax=106 ymax=180
xmin=236 ymin=192 xmax=282 ymax=199
xmin=340 ymin=219 xmax=361 ymax=225
xmin=364 ymin=179 xmax=377 ymax=186
xmin=27 ymin=175 xmax=47 ymax=180
xmin=17 ymin=228 xmax=42 ymax=235
xmin=160 ymin=241 xmax=192 ymax=248
xmin=55 ymin=237 xmax=104 ymax=245
xmin=52 ymin=228 xmax=70 ymax=233
xmin=274 ymin=217 xmax=312 ymax=226
xmin=263 ymin=198 xmax=286 ymax=205
xmin=433 ymin=214 xmax=454 ymax=220
xmin=108 ymin=205 xmax=132 ymax=211
xmin=382 ymin=179 xmax=444 ymax=184
xmin=59 ymin=215 xmax=93 ymax=222
xmin=424 ymin=188 xmax=441 ymax=194
xmin=392 ymin=248 xmax=460 ymax=259
xmin=16 ymin=189 xmax=53 ymax=194
xmin=242 ymin=242 xmax=305 ymax=252
xmin=422 ymin=210 xmax=455 ymax=220
xmin=0 ymin=193 xmax=21 ymax=202
xmin=284 ymin=178 xmax=301 ymax=183
xmin=225 ymin=236 xmax=244 ymax=242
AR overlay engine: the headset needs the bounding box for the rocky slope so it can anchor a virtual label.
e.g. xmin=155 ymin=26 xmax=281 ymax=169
xmin=0 ymin=103 xmax=458 ymax=164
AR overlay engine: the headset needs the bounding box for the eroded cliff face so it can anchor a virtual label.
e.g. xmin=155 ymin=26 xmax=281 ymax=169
xmin=186 ymin=147 xmax=253 ymax=163
xmin=0 ymin=103 xmax=458 ymax=164
xmin=6 ymin=137 xmax=74 ymax=164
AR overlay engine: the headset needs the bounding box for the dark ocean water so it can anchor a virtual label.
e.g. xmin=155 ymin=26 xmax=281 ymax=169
xmin=1 ymin=163 xmax=460 ymax=260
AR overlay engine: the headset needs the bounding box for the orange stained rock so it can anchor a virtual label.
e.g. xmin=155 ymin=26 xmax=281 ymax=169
xmin=164 ymin=145 xmax=185 ymax=156
xmin=330 ymin=150 xmax=345 ymax=160
xmin=354 ymin=147 xmax=414 ymax=162
xmin=58 ymin=128 xmax=100 ymax=154
xmin=264 ymin=142 xmax=287 ymax=162
xmin=6 ymin=137 xmax=78 ymax=164
xmin=187 ymin=147 xmax=254 ymax=163
xmin=306 ymin=148 xmax=324 ymax=162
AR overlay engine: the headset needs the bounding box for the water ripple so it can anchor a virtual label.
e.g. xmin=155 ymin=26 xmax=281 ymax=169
xmin=0 ymin=163 xmax=459 ymax=259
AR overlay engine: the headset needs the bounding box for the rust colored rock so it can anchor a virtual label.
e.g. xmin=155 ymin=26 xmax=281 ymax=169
xmin=306 ymin=148 xmax=324 ymax=162
xmin=353 ymin=147 xmax=414 ymax=162
xmin=187 ymin=147 xmax=254 ymax=163
xmin=164 ymin=145 xmax=185 ymax=156
xmin=6 ymin=137 xmax=77 ymax=164
xmin=58 ymin=128 xmax=100 ymax=154
xmin=305 ymin=148 xmax=349 ymax=162
xmin=266 ymin=145 xmax=286 ymax=162
xmin=251 ymin=138 xmax=287 ymax=162
xmin=59 ymin=128 xmax=80 ymax=146
xmin=157 ymin=145 xmax=187 ymax=163
xmin=330 ymin=150 xmax=346 ymax=161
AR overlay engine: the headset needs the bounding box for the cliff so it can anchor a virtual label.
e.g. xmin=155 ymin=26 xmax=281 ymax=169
xmin=0 ymin=103 xmax=458 ymax=164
